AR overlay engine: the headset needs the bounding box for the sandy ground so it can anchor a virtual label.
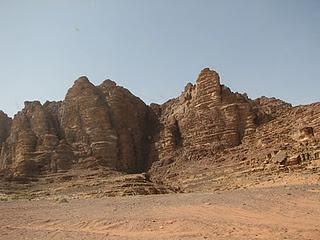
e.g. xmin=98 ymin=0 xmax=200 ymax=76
xmin=0 ymin=184 xmax=319 ymax=240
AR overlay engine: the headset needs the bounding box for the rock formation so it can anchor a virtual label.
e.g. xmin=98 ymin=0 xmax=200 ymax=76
xmin=0 ymin=111 xmax=12 ymax=170
xmin=0 ymin=111 xmax=11 ymax=145
xmin=0 ymin=77 xmax=154 ymax=177
xmin=0 ymin=68 xmax=319 ymax=194
xmin=150 ymin=68 xmax=266 ymax=165
xmin=149 ymin=97 xmax=320 ymax=191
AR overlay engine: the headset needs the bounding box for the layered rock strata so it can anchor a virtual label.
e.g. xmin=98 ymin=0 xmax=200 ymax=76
xmin=149 ymin=101 xmax=320 ymax=192
xmin=0 ymin=68 xmax=319 ymax=191
xmin=0 ymin=111 xmax=11 ymax=145
xmin=150 ymin=68 xmax=266 ymax=165
xmin=0 ymin=77 xmax=153 ymax=176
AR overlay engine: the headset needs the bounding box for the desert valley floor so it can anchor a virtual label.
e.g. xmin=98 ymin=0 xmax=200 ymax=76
xmin=1 ymin=183 xmax=320 ymax=240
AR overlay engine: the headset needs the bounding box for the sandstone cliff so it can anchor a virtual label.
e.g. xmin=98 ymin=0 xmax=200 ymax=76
xmin=0 ymin=77 xmax=154 ymax=177
xmin=0 ymin=111 xmax=11 ymax=145
xmin=148 ymin=70 xmax=320 ymax=191
xmin=149 ymin=68 xmax=267 ymax=167
xmin=0 ymin=68 xmax=319 ymax=194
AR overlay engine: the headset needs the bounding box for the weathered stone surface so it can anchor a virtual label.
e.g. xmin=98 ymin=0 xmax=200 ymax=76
xmin=0 ymin=111 xmax=11 ymax=145
xmin=0 ymin=68 xmax=319 ymax=194
xmin=98 ymin=79 xmax=154 ymax=172
xmin=60 ymin=77 xmax=118 ymax=169
xmin=149 ymin=98 xmax=320 ymax=192
xmin=0 ymin=76 xmax=153 ymax=176
xmin=0 ymin=111 xmax=12 ymax=170
xmin=146 ymin=69 xmax=320 ymax=191
xmin=0 ymin=101 xmax=60 ymax=176
xmin=149 ymin=68 xmax=264 ymax=165
xmin=255 ymin=96 xmax=292 ymax=119
xmin=292 ymin=126 xmax=315 ymax=142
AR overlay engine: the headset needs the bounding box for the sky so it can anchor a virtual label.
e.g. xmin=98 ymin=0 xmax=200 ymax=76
xmin=0 ymin=0 xmax=319 ymax=116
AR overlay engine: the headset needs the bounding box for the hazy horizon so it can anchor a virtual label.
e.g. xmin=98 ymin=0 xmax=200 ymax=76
xmin=1 ymin=0 xmax=319 ymax=117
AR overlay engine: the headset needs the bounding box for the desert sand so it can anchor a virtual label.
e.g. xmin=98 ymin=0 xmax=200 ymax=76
xmin=1 ymin=184 xmax=319 ymax=240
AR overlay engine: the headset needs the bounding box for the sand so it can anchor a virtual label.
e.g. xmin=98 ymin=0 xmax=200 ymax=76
xmin=0 ymin=184 xmax=319 ymax=240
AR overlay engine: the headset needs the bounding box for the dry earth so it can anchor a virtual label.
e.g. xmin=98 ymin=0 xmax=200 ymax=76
xmin=1 ymin=184 xmax=320 ymax=240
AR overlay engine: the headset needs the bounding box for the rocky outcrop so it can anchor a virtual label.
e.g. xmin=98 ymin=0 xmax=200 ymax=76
xmin=60 ymin=77 xmax=153 ymax=172
xmin=0 ymin=111 xmax=11 ymax=145
xmin=0 ymin=68 xmax=319 ymax=193
xmin=150 ymin=68 xmax=265 ymax=166
xmin=150 ymin=100 xmax=320 ymax=192
xmin=97 ymin=79 xmax=155 ymax=172
xmin=0 ymin=111 xmax=12 ymax=170
xmin=146 ymin=69 xmax=319 ymax=191
xmin=1 ymin=101 xmax=64 ymax=175
xmin=255 ymin=96 xmax=292 ymax=119
xmin=0 ymin=77 xmax=153 ymax=176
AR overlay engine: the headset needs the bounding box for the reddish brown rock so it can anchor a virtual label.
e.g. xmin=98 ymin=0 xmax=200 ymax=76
xmin=0 ymin=111 xmax=12 ymax=170
xmin=150 ymin=68 xmax=264 ymax=165
xmin=0 ymin=68 xmax=319 ymax=192
xmin=98 ymin=79 xmax=154 ymax=172
xmin=0 ymin=101 xmax=60 ymax=176
xmin=148 ymin=69 xmax=320 ymax=191
xmin=150 ymin=100 xmax=320 ymax=192
xmin=292 ymin=126 xmax=315 ymax=142
xmin=255 ymin=96 xmax=292 ymax=119
xmin=60 ymin=77 xmax=118 ymax=169
xmin=0 ymin=111 xmax=11 ymax=145
xmin=0 ymin=76 xmax=154 ymax=176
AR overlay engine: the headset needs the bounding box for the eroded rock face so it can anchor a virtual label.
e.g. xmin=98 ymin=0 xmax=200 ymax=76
xmin=0 ymin=77 xmax=153 ymax=176
xmin=98 ymin=80 xmax=154 ymax=172
xmin=0 ymin=111 xmax=12 ymax=170
xmin=60 ymin=77 xmax=152 ymax=172
xmin=0 ymin=111 xmax=11 ymax=145
xmin=150 ymin=68 xmax=264 ymax=164
xmin=61 ymin=77 xmax=118 ymax=169
xmin=0 ymin=68 xmax=319 ymax=187
xmin=255 ymin=96 xmax=292 ymax=119
xmin=292 ymin=127 xmax=315 ymax=142
xmin=149 ymin=95 xmax=320 ymax=192
xmin=0 ymin=101 xmax=62 ymax=175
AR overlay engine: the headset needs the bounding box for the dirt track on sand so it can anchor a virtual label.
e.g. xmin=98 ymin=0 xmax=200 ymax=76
xmin=1 ymin=185 xmax=319 ymax=240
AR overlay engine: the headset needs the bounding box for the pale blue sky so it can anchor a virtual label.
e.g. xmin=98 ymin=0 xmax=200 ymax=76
xmin=0 ymin=0 xmax=319 ymax=116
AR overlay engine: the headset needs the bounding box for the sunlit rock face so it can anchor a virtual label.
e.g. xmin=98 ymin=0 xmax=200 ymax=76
xmin=151 ymin=68 xmax=265 ymax=163
xmin=0 ymin=68 xmax=319 ymax=183
xmin=0 ymin=101 xmax=62 ymax=175
xmin=0 ymin=76 xmax=153 ymax=176
xmin=148 ymin=70 xmax=320 ymax=192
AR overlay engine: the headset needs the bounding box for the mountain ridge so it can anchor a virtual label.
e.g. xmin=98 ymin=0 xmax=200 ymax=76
xmin=0 ymin=68 xmax=319 ymax=196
